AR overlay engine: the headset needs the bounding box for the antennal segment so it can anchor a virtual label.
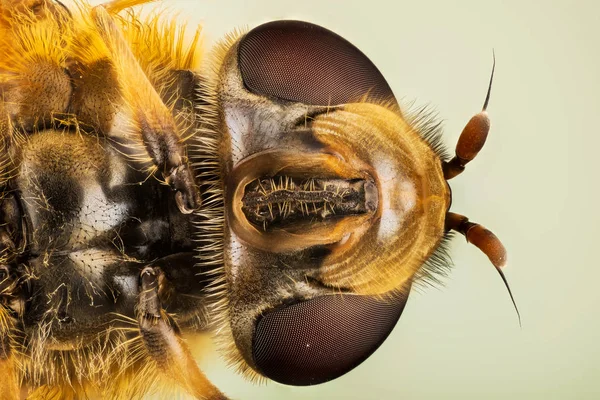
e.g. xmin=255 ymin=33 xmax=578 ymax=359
xmin=446 ymin=212 xmax=521 ymax=326
xmin=443 ymin=53 xmax=495 ymax=180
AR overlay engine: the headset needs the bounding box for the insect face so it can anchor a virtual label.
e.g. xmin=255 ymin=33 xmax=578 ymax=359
xmin=206 ymin=21 xmax=452 ymax=385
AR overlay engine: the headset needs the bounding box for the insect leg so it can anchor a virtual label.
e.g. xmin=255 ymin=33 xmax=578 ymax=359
xmin=137 ymin=266 xmax=227 ymax=400
xmin=89 ymin=5 xmax=201 ymax=214
xmin=443 ymin=54 xmax=495 ymax=180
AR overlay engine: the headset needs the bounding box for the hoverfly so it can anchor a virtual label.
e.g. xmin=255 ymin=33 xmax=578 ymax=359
xmin=0 ymin=0 xmax=517 ymax=398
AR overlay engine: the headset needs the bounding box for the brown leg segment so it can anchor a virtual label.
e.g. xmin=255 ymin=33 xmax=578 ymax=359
xmin=137 ymin=267 xmax=227 ymax=400
xmin=90 ymin=4 xmax=201 ymax=214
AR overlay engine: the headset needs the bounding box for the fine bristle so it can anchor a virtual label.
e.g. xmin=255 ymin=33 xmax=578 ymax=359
xmin=103 ymin=0 xmax=158 ymax=14
xmin=354 ymin=96 xmax=450 ymax=162
xmin=16 ymin=320 xmax=162 ymax=399
xmin=190 ymin=27 xmax=266 ymax=384
xmin=115 ymin=7 xmax=203 ymax=94
xmin=403 ymin=103 xmax=451 ymax=162
xmin=0 ymin=7 xmax=70 ymax=81
xmin=0 ymin=113 xmax=18 ymax=188
xmin=413 ymin=231 xmax=454 ymax=290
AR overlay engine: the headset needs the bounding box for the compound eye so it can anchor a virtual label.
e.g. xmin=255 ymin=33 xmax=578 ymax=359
xmin=238 ymin=20 xmax=394 ymax=105
xmin=252 ymin=292 xmax=408 ymax=385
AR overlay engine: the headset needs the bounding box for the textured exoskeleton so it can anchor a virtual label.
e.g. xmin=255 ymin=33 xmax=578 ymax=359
xmin=0 ymin=0 xmax=513 ymax=399
xmin=0 ymin=1 xmax=219 ymax=398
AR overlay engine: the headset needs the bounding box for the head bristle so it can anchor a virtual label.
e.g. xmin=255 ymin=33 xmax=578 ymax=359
xmin=190 ymin=27 xmax=266 ymax=383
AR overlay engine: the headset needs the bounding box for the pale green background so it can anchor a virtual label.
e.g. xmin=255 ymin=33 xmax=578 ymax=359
xmin=89 ymin=1 xmax=599 ymax=398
